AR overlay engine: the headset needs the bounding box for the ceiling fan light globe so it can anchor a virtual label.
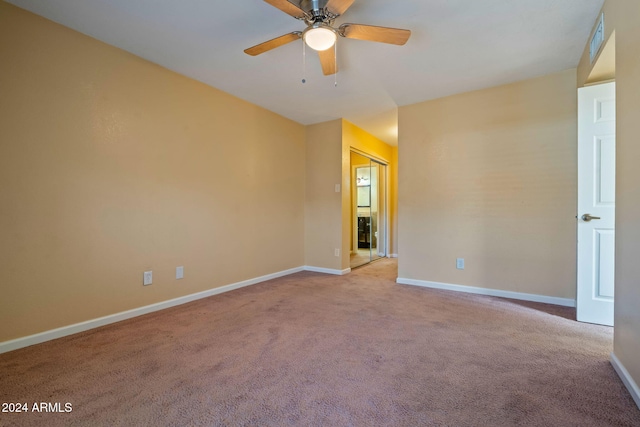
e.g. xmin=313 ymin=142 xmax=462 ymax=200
xmin=304 ymin=27 xmax=337 ymax=51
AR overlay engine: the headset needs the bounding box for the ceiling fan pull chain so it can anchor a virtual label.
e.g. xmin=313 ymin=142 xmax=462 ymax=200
xmin=302 ymin=40 xmax=307 ymax=84
xmin=334 ymin=42 xmax=338 ymax=87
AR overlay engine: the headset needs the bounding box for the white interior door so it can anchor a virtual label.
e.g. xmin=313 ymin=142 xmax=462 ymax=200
xmin=577 ymin=82 xmax=616 ymax=326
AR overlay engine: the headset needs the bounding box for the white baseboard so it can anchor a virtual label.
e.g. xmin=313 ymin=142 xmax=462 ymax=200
xmin=396 ymin=277 xmax=576 ymax=307
xmin=389 ymin=254 xmax=398 ymax=258
xmin=611 ymin=352 xmax=640 ymax=409
xmin=0 ymin=266 xmax=305 ymax=355
xmin=304 ymin=266 xmax=351 ymax=275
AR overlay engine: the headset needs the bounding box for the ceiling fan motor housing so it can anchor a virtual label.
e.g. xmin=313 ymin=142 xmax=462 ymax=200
xmin=299 ymin=0 xmax=338 ymax=24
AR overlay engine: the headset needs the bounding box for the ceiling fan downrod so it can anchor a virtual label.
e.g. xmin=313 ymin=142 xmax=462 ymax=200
xmin=300 ymin=0 xmax=338 ymax=24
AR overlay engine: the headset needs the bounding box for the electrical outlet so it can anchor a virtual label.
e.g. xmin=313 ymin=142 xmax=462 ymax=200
xmin=335 ymin=184 xmax=341 ymax=193
xmin=456 ymin=258 xmax=465 ymax=270
xmin=335 ymin=248 xmax=340 ymax=257
xmin=176 ymin=266 xmax=184 ymax=280
xmin=143 ymin=271 xmax=153 ymax=286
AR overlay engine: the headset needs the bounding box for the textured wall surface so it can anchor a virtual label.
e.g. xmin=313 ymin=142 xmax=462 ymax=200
xmin=0 ymin=2 xmax=305 ymax=341
xmin=577 ymin=0 xmax=640 ymax=395
xmin=304 ymin=120 xmax=343 ymax=270
xmin=398 ymin=69 xmax=578 ymax=299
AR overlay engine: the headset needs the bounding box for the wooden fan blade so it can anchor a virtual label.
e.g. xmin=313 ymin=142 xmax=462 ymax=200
xmin=244 ymin=32 xmax=302 ymax=56
xmin=339 ymin=23 xmax=411 ymax=45
xmin=318 ymin=48 xmax=337 ymax=75
xmin=326 ymin=0 xmax=355 ymax=16
xmin=264 ymin=0 xmax=306 ymax=19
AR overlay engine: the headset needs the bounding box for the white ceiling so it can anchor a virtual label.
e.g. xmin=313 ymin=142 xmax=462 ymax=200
xmin=7 ymin=0 xmax=604 ymax=145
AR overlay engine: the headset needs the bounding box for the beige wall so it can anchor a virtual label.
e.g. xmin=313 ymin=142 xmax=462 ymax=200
xmin=613 ymin=0 xmax=640 ymax=394
xmin=305 ymin=120 xmax=343 ymax=270
xmin=0 ymin=2 xmax=305 ymax=342
xmin=340 ymin=123 xmax=352 ymax=270
xmin=398 ymin=69 xmax=578 ymax=299
xmin=577 ymin=0 xmax=640 ymax=395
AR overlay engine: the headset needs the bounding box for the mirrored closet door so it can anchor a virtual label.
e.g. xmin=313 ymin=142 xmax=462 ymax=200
xmin=350 ymin=151 xmax=387 ymax=269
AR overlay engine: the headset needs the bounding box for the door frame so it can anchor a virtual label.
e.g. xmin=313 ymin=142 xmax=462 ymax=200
xmin=349 ymin=148 xmax=390 ymax=263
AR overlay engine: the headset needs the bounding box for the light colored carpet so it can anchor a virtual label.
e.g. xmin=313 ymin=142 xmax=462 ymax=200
xmin=1 ymin=259 xmax=639 ymax=426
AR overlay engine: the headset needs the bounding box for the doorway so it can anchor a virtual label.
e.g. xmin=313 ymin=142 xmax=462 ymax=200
xmin=350 ymin=151 xmax=387 ymax=269
xmin=577 ymin=81 xmax=616 ymax=326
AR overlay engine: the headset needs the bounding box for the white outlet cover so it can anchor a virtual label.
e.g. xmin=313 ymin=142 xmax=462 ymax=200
xmin=456 ymin=258 xmax=465 ymax=270
xmin=176 ymin=266 xmax=184 ymax=280
xmin=143 ymin=271 xmax=153 ymax=286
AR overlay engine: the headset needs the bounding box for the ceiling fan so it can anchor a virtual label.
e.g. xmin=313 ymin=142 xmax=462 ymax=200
xmin=244 ymin=0 xmax=411 ymax=76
